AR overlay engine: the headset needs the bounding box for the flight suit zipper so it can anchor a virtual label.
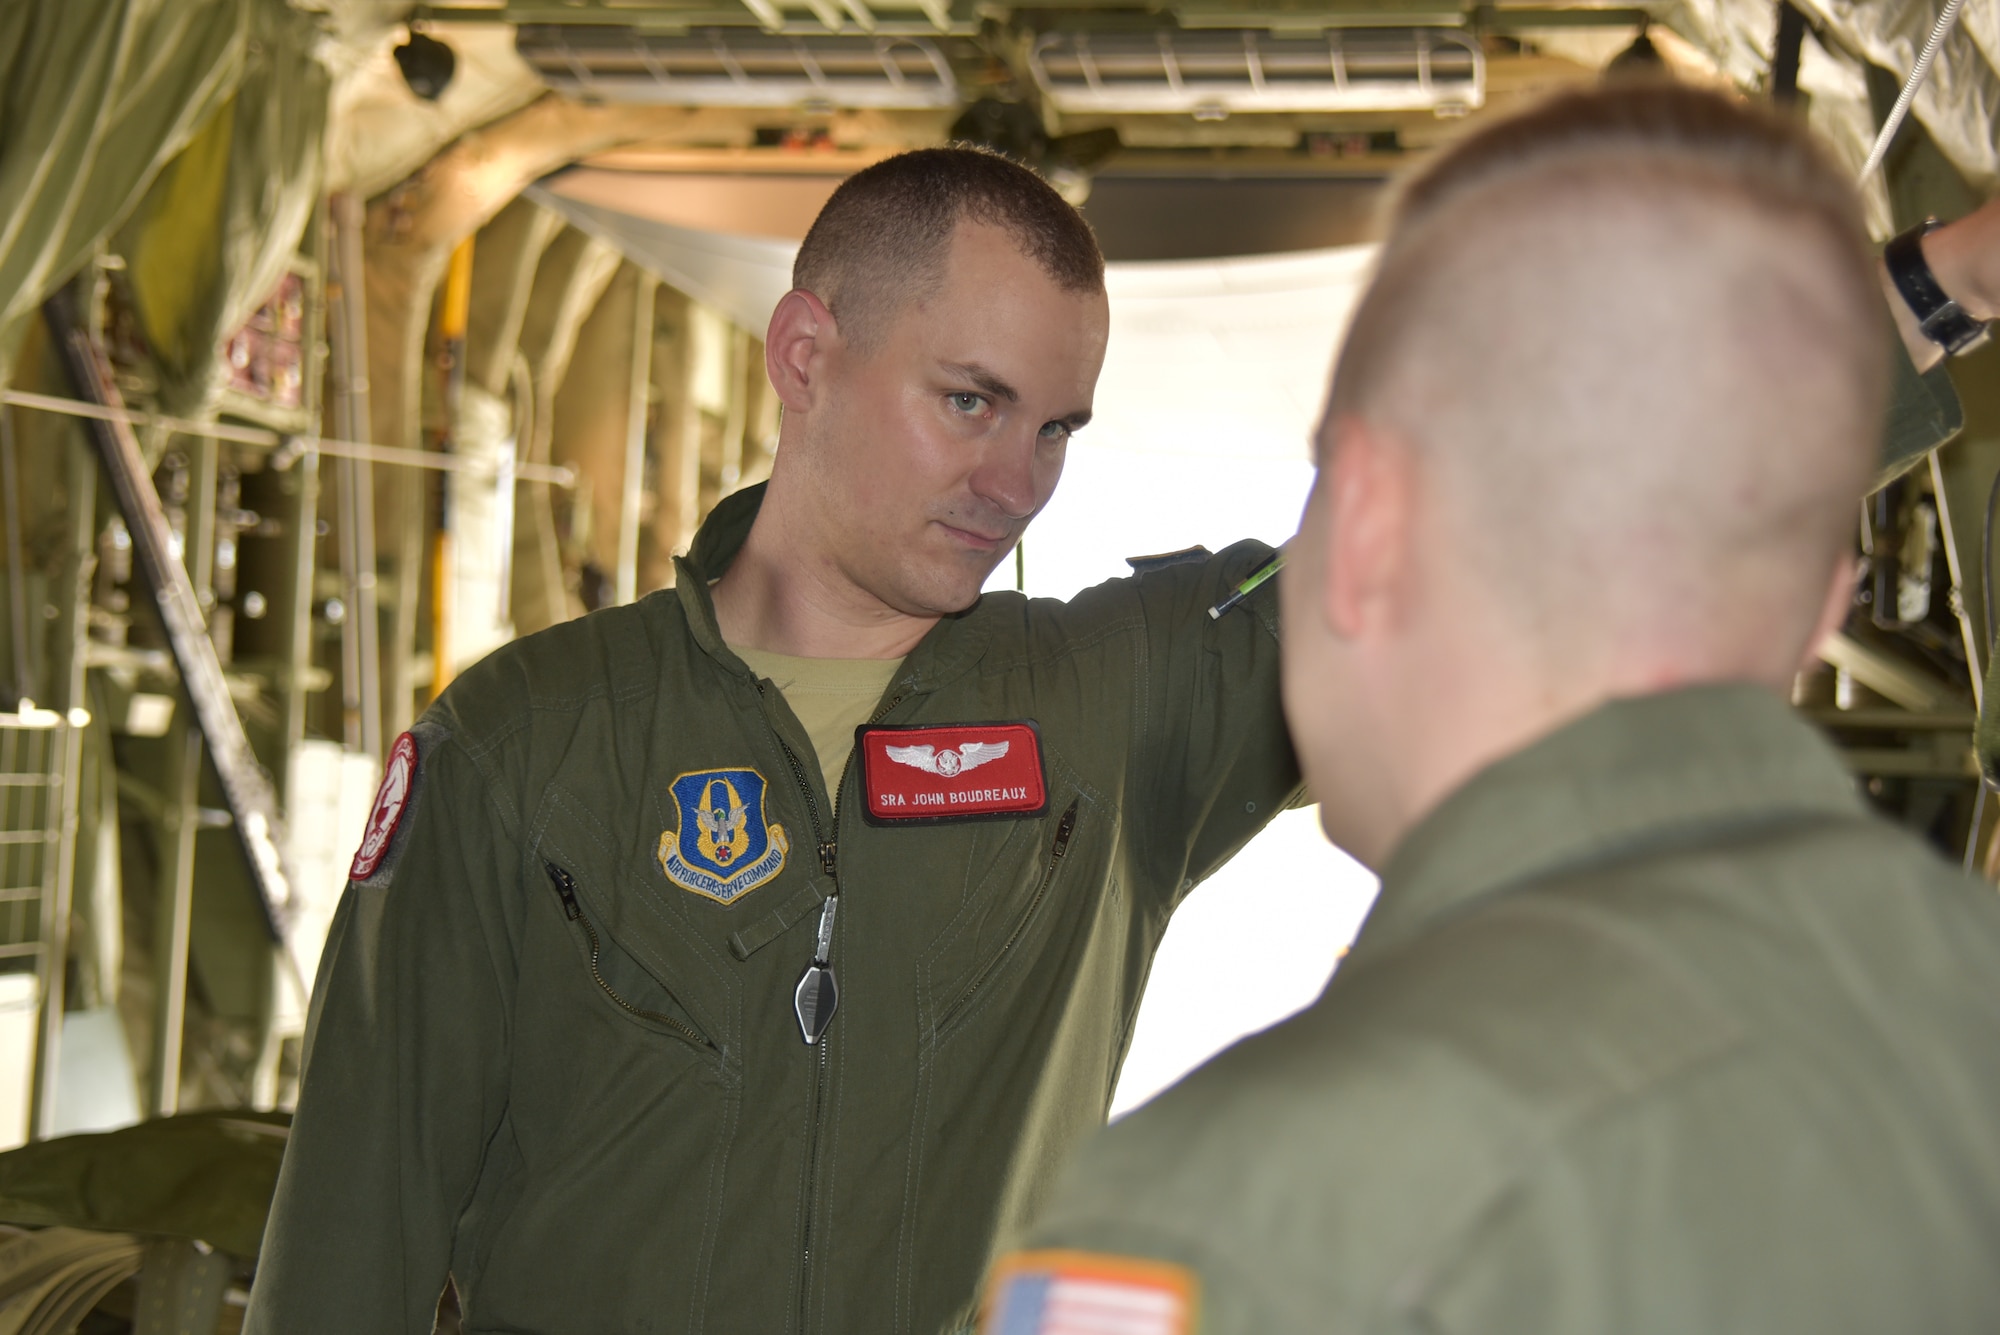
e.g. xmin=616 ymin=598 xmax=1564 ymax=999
xmin=757 ymin=682 xmax=903 ymax=1335
xmin=936 ymin=798 xmax=1080 ymax=1032
xmin=543 ymin=861 xmax=714 ymax=1051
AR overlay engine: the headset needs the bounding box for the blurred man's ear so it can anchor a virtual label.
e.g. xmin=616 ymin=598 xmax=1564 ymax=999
xmin=1324 ymin=417 xmax=1418 ymax=643
xmin=1800 ymin=551 xmax=1858 ymax=675
xmin=765 ymin=289 xmax=839 ymax=413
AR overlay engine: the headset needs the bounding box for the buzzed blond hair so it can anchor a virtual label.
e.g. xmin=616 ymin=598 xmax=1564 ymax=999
xmin=1329 ymin=83 xmax=1886 ymax=675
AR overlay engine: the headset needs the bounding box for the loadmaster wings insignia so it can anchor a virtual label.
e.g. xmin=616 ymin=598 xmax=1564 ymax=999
xmin=884 ymin=740 xmax=1010 ymax=778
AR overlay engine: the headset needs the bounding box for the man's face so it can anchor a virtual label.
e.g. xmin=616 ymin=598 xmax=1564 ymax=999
xmin=801 ymin=221 xmax=1109 ymax=616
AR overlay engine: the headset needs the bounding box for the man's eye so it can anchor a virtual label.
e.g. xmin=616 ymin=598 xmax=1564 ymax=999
xmin=1038 ymin=421 xmax=1071 ymax=442
xmin=949 ymin=393 xmax=985 ymax=414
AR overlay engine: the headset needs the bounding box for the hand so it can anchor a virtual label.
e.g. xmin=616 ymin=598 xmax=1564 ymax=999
xmin=1882 ymin=195 xmax=2000 ymax=373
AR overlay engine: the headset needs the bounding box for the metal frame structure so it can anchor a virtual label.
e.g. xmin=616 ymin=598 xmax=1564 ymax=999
xmin=1029 ymin=26 xmax=1483 ymax=116
xmin=431 ymin=0 xmax=966 ymax=34
xmin=0 ymin=390 xmax=575 ymax=488
xmin=516 ymin=26 xmax=961 ymax=107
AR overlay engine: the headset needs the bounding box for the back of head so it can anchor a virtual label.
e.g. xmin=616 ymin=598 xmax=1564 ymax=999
xmin=1331 ymin=82 xmax=1886 ymax=681
xmin=793 ymin=146 xmax=1105 ymax=351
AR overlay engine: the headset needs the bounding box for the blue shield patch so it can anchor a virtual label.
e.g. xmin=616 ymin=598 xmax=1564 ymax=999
xmin=658 ymin=768 xmax=790 ymax=904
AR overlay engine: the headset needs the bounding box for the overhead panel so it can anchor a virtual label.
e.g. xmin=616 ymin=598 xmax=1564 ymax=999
xmin=1030 ymin=27 xmax=1483 ymax=117
xmin=516 ymin=25 xmax=959 ymax=107
xmin=1165 ymin=0 xmax=1465 ymax=28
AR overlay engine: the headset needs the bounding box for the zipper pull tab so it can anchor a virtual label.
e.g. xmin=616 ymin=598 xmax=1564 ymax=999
xmin=818 ymin=840 xmax=838 ymax=877
xmin=812 ymin=895 xmax=838 ymax=962
xmin=794 ymin=897 xmax=840 ymax=1045
xmin=1051 ymin=801 xmax=1079 ymax=859
xmin=544 ymin=861 xmax=582 ymax=921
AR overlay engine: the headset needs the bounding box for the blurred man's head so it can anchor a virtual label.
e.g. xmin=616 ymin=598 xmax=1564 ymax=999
xmin=1283 ymin=83 xmax=1887 ymax=866
xmin=759 ymin=148 xmax=1108 ymax=619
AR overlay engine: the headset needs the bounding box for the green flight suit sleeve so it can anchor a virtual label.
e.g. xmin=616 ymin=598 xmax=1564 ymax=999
xmin=1128 ymin=542 xmax=1302 ymax=912
xmin=244 ymin=724 xmax=522 ymax=1334
xmin=1875 ymin=330 xmax=1965 ymax=489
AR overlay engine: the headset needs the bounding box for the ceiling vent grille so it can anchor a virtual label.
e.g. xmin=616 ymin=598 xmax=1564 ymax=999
xmin=517 ymin=25 xmax=959 ymax=108
xmin=1029 ymin=28 xmax=1483 ymax=117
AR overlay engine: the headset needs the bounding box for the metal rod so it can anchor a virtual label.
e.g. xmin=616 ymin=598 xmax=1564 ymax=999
xmin=1802 ymin=707 xmax=1977 ymax=730
xmin=617 ymin=274 xmax=657 ymax=606
xmin=329 ymin=201 xmax=367 ymax=755
xmin=431 ymin=236 xmax=477 ymax=699
xmin=152 ymin=719 xmax=202 ymax=1117
xmin=1858 ymin=0 xmax=1966 ymax=182
xmin=1965 ymin=781 xmax=1987 ymax=873
xmin=0 ymin=389 xmax=576 ymax=487
xmin=0 ymin=409 xmax=29 ymax=703
xmin=329 ymin=195 xmax=384 ymax=762
xmin=151 ymin=417 xmax=220 ymax=1121
xmin=283 ymin=446 xmax=320 ymax=756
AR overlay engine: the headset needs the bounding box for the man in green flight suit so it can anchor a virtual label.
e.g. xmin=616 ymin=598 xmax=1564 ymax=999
xmin=982 ymin=85 xmax=2000 ymax=1334
xmin=247 ymin=149 xmax=1300 ymax=1335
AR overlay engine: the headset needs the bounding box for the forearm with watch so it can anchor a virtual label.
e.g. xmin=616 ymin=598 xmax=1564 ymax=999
xmin=1881 ymin=200 xmax=2000 ymax=374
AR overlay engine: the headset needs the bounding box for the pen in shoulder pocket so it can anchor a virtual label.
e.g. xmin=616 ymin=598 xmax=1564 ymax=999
xmin=1208 ymin=551 xmax=1284 ymax=620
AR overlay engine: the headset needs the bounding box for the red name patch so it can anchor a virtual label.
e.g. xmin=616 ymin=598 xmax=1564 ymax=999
xmin=857 ymin=722 xmax=1048 ymax=824
xmin=350 ymin=731 xmax=419 ymax=879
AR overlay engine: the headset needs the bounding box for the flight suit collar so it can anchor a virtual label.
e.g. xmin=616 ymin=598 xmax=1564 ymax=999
xmin=673 ymin=481 xmax=991 ymax=697
xmin=1354 ymin=683 xmax=1867 ymax=965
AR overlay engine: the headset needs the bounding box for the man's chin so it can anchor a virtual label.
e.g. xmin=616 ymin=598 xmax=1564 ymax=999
xmin=883 ymin=561 xmax=1000 ymax=619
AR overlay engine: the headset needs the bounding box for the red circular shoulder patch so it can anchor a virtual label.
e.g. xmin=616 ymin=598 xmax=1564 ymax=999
xmin=350 ymin=732 xmax=419 ymax=880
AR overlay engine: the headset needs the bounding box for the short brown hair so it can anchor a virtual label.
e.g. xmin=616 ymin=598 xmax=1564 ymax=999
xmin=793 ymin=146 xmax=1105 ymax=350
xmin=1332 ymin=80 xmax=1878 ymax=428
xmin=1393 ymin=81 xmax=1867 ymax=247
xmin=1323 ymin=81 xmax=1886 ymax=670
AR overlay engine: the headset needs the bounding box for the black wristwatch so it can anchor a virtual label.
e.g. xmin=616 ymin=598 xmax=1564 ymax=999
xmin=1885 ymin=217 xmax=1991 ymax=358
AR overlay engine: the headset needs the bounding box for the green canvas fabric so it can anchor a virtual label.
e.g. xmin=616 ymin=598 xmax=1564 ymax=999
xmin=0 ymin=1111 xmax=290 ymax=1261
xmin=1875 ymin=330 xmax=1967 ymax=490
xmin=1008 ymin=684 xmax=2000 ymax=1334
xmin=0 ymin=1226 xmax=143 ymax=1335
xmin=113 ymin=0 xmax=327 ymax=415
xmin=247 ymin=481 xmax=1300 ymax=1335
xmin=0 ymin=0 xmax=248 ymax=385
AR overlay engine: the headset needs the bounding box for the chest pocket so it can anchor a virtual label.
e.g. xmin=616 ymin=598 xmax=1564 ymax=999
xmin=917 ymin=771 xmax=1112 ymax=1040
xmin=534 ymin=786 xmax=735 ymax=1056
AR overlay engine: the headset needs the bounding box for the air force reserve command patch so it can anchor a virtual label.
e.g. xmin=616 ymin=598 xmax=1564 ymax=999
xmin=857 ymin=721 xmax=1047 ymax=824
xmin=350 ymin=731 xmax=419 ymax=880
xmin=983 ymin=1250 xmax=1197 ymax=1335
xmin=658 ymin=768 xmax=790 ymax=904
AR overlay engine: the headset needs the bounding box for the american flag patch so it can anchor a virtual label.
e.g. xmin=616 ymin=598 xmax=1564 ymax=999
xmin=983 ymin=1250 xmax=1197 ymax=1335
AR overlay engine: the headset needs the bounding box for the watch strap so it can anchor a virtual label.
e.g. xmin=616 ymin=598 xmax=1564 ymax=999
xmin=1885 ymin=218 xmax=1991 ymax=357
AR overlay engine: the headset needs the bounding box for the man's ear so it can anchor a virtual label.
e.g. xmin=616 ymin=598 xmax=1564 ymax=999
xmin=1323 ymin=415 xmax=1416 ymax=641
xmin=1800 ymin=550 xmax=1859 ymax=673
xmin=765 ymin=289 xmax=838 ymax=412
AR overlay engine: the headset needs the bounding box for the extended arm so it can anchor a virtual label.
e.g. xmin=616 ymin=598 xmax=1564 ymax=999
xmin=1129 ymin=543 xmax=1303 ymax=911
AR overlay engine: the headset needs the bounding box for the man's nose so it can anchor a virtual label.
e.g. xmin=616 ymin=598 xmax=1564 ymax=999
xmin=969 ymin=429 xmax=1042 ymax=522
